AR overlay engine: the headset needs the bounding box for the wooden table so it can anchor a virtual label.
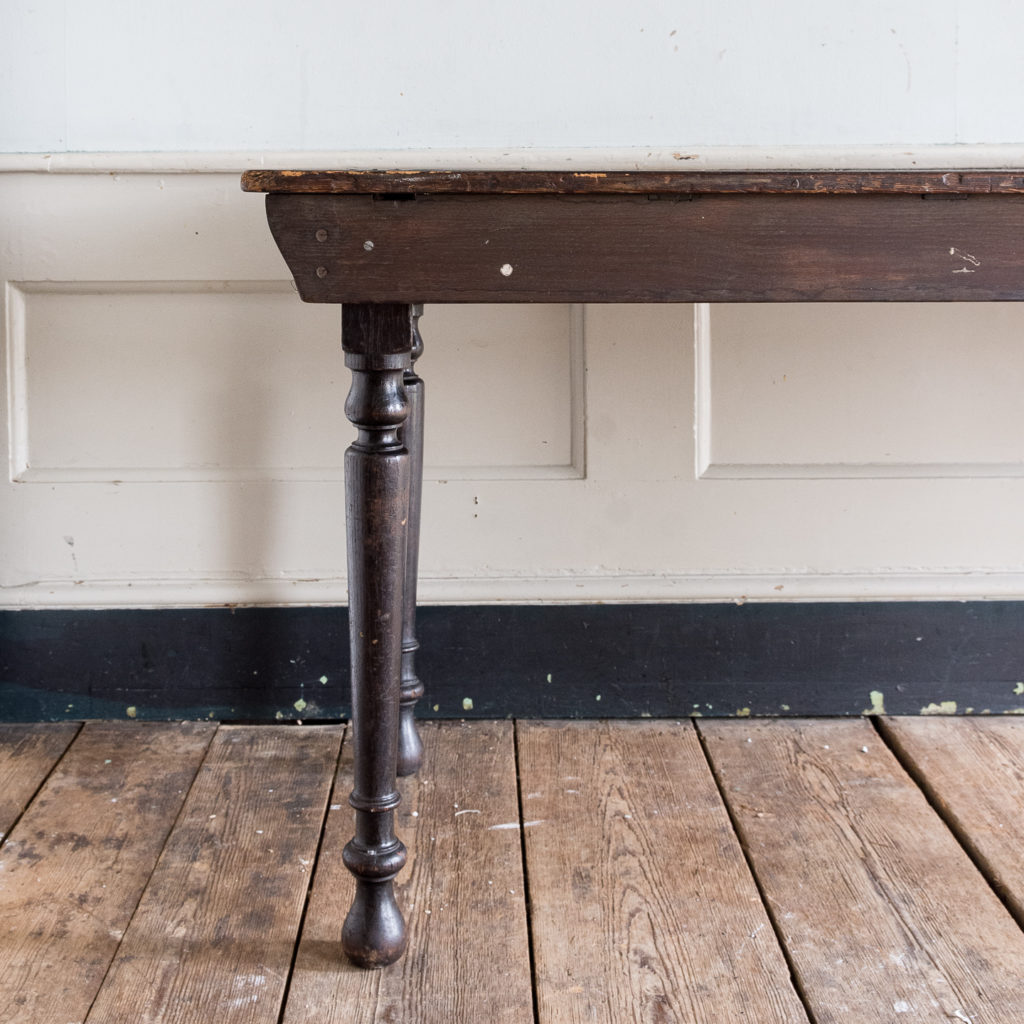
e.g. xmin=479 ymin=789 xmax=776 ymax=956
xmin=240 ymin=168 xmax=1024 ymax=967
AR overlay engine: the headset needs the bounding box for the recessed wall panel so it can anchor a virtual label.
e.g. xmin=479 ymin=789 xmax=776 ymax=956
xmin=9 ymin=283 xmax=580 ymax=482
xmin=699 ymin=303 xmax=1024 ymax=478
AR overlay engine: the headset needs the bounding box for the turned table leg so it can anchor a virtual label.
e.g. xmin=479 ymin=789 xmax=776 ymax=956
xmin=398 ymin=304 xmax=426 ymax=776
xmin=340 ymin=303 xmax=414 ymax=968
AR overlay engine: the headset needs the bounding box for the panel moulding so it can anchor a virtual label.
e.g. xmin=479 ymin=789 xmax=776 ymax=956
xmin=5 ymin=281 xmax=586 ymax=485
xmin=693 ymin=303 xmax=1024 ymax=480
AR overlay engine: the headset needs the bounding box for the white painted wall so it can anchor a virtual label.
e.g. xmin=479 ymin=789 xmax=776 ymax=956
xmin=3 ymin=1 xmax=1024 ymax=153
xmin=4 ymin=2 xmax=1024 ymax=608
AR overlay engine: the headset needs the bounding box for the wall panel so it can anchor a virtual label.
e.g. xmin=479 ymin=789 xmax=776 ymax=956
xmin=4 ymin=170 xmax=1024 ymax=606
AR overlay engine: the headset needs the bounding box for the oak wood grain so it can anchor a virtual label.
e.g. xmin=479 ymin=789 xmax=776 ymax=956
xmin=518 ymin=720 xmax=808 ymax=1024
xmin=85 ymin=725 xmax=342 ymax=1024
xmin=0 ymin=722 xmax=215 ymax=1024
xmin=699 ymin=718 xmax=1024 ymax=1024
xmin=283 ymin=720 xmax=533 ymax=1024
xmin=243 ymin=169 xmax=1024 ymax=195
xmin=0 ymin=722 xmax=79 ymax=840
xmin=879 ymin=716 xmax=1024 ymax=927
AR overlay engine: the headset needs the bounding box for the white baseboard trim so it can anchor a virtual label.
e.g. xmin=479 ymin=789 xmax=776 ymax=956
xmin=3 ymin=144 xmax=1024 ymax=175
xmin=5 ymin=571 xmax=1024 ymax=609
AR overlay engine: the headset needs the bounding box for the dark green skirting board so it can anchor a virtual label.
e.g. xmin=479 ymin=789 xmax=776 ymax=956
xmin=2 ymin=603 xmax=1024 ymax=722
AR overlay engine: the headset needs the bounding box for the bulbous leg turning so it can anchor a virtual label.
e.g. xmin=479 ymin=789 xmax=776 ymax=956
xmin=341 ymin=836 xmax=408 ymax=968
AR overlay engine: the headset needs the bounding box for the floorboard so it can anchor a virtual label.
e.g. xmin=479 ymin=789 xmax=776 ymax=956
xmin=518 ymin=720 xmax=808 ymax=1024
xmin=0 ymin=722 xmax=80 ymax=840
xmin=3 ymin=718 xmax=1024 ymax=1023
xmin=283 ymin=720 xmax=534 ymax=1024
xmin=880 ymin=716 xmax=1024 ymax=926
xmin=699 ymin=718 xmax=1024 ymax=1024
xmin=0 ymin=722 xmax=215 ymax=1024
xmin=84 ymin=725 xmax=341 ymax=1024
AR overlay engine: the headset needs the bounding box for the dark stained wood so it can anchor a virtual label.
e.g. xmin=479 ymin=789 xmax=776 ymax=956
xmin=339 ymin=303 xmax=414 ymax=967
xmin=0 ymin=722 xmax=215 ymax=1024
xmin=880 ymin=716 xmax=1024 ymax=926
xmin=243 ymin=168 xmax=1024 ymax=195
xmin=85 ymin=725 xmax=341 ymax=1024
xmin=266 ymin=192 xmax=1024 ymax=304
xmin=397 ymin=305 xmax=425 ymax=777
xmin=283 ymin=721 xmax=533 ymax=1024
xmin=517 ymin=720 xmax=808 ymax=1024
xmin=0 ymin=722 xmax=79 ymax=840
xmin=699 ymin=719 xmax=1024 ymax=1024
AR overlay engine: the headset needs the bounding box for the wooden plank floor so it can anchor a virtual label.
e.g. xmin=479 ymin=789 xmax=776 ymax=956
xmin=1 ymin=719 xmax=1023 ymax=1023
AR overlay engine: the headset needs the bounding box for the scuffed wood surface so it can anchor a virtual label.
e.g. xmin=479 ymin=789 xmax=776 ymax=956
xmin=0 ymin=722 xmax=215 ymax=1024
xmin=0 ymin=722 xmax=79 ymax=839
xmin=243 ymin=169 xmax=1024 ymax=195
xmin=880 ymin=716 xmax=1024 ymax=926
xmin=85 ymin=725 xmax=341 ymax=1024
xmin=700 ymin=718 xmax=1024 ymax=1024
xmin=518 ymin=720 xmax=808 ymax=1024
xmin=283 ymin=720 xmax=533 ymax=1024
xmin=4 ymin=719 xmax=1024 ymax=1021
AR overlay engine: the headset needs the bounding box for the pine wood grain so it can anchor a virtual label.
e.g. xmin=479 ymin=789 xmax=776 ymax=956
xmin=0 ymin=721 xmax=215 ymax=1024
xmin=880 ymin=716 xmax=1024 ymax=926
xmin=85 ymin=725 xmax=342 ymax=1024
xmin=699 ymin=718 xmax=1024 ymax=1024
xmin=0 ymin=722 xmax=79 ymax=840
xmin=283 ymin=720 xmax=533 ymax=1024
xmin=517 ymin=720 xmax=808 ymax=1024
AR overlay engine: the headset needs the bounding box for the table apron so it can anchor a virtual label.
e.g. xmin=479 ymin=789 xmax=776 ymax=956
xmin=265 ymin=193 xmax=1024 ymax=304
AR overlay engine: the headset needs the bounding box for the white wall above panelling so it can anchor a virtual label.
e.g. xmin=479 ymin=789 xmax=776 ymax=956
xmin=3 ymin=1 xmax=1024 ymax=153
xmin=6 ymin=171 xmax=1024 ymax=608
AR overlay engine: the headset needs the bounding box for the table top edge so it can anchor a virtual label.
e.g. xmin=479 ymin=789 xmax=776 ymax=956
xmin=241 ymin=168 xmax=1024 ymax=195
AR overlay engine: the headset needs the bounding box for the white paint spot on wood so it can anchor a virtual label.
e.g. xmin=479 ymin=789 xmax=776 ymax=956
xmin=488 ymin=820 xmax=545 ymax=830
xmin=500 ymin=263 xmax=514 ymax=276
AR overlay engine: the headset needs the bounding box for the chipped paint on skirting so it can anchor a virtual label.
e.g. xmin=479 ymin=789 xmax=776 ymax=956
xmin=920 ymin=700 xmax=958 ymax=715
xmin=864 ymin=690 xmax=886 ymax=715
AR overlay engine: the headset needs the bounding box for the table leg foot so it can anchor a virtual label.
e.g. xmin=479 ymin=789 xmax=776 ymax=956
xmin=341 ymin=836 xmax=408 ymax=968
xmin=397 ymin=668 xmax=424 ymax=777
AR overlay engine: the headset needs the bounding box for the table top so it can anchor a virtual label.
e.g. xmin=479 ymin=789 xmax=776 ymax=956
xmin=241 ymin=169 xmax=1024 ymax=197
